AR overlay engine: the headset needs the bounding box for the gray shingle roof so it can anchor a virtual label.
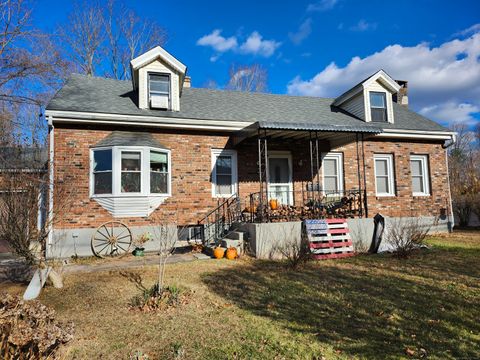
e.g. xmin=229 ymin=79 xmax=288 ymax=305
xmin=92 ymin=131 xmax=168 ymax=148
xmin=47 ymin=74 xmax=449 ymax=133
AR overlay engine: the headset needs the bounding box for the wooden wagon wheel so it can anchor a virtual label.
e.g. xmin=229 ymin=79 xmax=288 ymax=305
xmin=91 ymin=221 xmax=132 ymax=258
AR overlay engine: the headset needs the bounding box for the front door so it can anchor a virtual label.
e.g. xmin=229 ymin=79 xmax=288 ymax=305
xmin=268 ymin=153 xmax=293 ymax=206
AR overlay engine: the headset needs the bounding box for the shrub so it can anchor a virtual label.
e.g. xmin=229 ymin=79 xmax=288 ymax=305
xmin=385 ymin=218 xmax=431 ymax=258
xmin=453 ymin=194 xmax=474 ymax=227
xmin=273 ymin=232 xmax=311 ymax=270
xmin=0 ymin=293 xmax=74 ymax=359
xmin=129 ymin=284 xmax=187 ymax=311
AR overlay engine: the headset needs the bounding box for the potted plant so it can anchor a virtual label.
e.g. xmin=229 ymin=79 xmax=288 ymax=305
xmin=133 ymin=232 xmax=152 ymax=256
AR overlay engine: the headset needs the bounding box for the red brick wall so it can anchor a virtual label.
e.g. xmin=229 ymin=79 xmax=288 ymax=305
xmin=53 ymin=125 xmax=450 ymax=228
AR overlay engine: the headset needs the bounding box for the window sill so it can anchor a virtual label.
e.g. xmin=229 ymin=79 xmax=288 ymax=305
xmin=412 ymin=193 xmax=431 ymax=197
xmin=375 ymin=194 xmax=396 ymax=198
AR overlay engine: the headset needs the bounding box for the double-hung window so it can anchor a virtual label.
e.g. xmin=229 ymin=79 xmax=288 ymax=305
xmin=93 ymin=149 xmax=113 ymax=194
xmin=370 ymin=92 xmax=388 ymax=122
xmin=121 ymin=151 xmax=141 ymax=193
xmin=149 ymin=73 xmax=170 ymax=109
xmin=374 ymin=154 xmax=395 ymax=196
xmin=321 ymin=152 xmax=344 ymax=194
xmin=91 ymin=147 xmax=171 ymax=197
xmin=211 ymin=149 xmax=237 ymax=198
xmin=410 ymin=155 xmax=430 ymax=196
xmin=150 ymin=151 xmax=169 ymax=194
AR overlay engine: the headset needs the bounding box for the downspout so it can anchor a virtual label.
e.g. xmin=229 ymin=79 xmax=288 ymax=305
xmin=443 ymin=134 xmax=456 ymax=232
xmin=47 ymin=115 xmax=54 ymax=257
xmin=361 ymin=133 xmax=369 ymax=218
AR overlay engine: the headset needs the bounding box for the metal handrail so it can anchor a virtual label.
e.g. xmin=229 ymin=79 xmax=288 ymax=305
xmin=197 ymin=193 xmax=242 ymax=246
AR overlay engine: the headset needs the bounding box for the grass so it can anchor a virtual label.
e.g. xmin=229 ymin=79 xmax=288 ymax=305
xmin=4 ymin=230 xmax=480 ymax=359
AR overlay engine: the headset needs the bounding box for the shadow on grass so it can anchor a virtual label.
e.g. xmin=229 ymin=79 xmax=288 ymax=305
xmin=202 ymin=251 xmax=480 ymax=359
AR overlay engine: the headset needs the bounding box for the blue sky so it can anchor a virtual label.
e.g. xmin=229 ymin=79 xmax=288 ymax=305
xmin=32 ymin=0 xmax=480 ymax=127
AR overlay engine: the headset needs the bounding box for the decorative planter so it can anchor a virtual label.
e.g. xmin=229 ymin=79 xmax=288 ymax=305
xmin=132 ymin=247 xmax=145 ymax=257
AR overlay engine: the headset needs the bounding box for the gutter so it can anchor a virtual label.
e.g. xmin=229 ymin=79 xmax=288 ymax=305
xmin=45 ymin=110 xmax=252 ymax=132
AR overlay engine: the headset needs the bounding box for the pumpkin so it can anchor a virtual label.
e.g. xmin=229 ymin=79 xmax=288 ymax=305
xmin=269 ymin=199 xmax=278 ymax=210
xmin=213 ymin=247 xmax=225 ymax=259
xmin=225 ymin=247 xmax=238 ymax=260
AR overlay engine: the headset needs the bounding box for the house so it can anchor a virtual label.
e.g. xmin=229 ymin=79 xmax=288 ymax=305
xmin=44 ymin=46 xmax=456 ymax=258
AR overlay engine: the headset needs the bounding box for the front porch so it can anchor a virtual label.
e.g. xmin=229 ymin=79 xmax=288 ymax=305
xmin=232 ymin=121 xmax=382 ymax=223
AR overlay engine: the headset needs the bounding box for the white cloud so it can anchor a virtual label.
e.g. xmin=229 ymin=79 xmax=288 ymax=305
xmin=289 ymin=18 xmax=313 ymax=45
xmin=196 ymin=29 xmax=237 ymax=52
xmin=239 ymin=31 xmax=281 ymax=57
xmin=350 ymin=19 xmax=377 ymax=32
xmin=454 ymin=23 xmax=480 ymax=38
xmin=197 ymin=30 xmax=281 ymax=60
xmin=287 ymin=29 xmax=480 ymax=125
xmin=420 ymin=102 xmax=479 ymax=125
xmin=307 ymin=0 xmax=338 ymax=12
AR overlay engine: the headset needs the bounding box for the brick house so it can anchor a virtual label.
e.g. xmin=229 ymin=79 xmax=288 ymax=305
xmin=44 ymin=46 xmax=455 ymax=258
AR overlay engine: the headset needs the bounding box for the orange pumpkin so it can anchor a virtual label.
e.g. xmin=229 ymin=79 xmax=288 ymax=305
xmin=213 ymin=247 xmax=225 ymax=259
xmin=225 ymin=247 xmax=238 ymax=260
xmin=269 ymin=199 xmax=278 ymax=210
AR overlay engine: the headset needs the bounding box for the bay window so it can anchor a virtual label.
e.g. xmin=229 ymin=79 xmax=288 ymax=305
xmin=91 ymin=147 xmax=170 ymax=197
xmin=211 ymin=149 xmax=237 ymax=198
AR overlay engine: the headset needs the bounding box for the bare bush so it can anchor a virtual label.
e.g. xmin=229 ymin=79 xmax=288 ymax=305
xmin=453 ymin=194 xmax=475 ymax=227
xmin=385 ymin=218 xmax=431 ymax=258
xmin=0 ymin=292 xmax=74 ymax=358
xmin=273 ymin=230 xmax=310 ymax=270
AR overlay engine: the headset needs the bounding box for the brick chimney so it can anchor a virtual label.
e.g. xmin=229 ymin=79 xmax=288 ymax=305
xmin=183 ymin=76 xmax=191 ymax=88
xmin=393 ymin=80 xmax=408 ymax=107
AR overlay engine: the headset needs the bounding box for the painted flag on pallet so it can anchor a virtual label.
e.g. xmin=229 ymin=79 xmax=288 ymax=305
xmin=304 ymin=219 xmax=355 ymax=260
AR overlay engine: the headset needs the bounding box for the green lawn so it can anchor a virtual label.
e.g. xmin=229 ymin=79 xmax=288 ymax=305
xmin=14 ymin=230 xmax=480 ymax=359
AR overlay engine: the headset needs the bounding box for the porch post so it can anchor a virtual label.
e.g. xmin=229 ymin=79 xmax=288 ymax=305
xmin=355 ymin=132 xmax=363 ymax=218
xmin=361 ymin=133 xmax=369 ymax=218
xmin=309 ymin=131 xmax=321 ymax=201
xmin=258 ymin=129 xmax=268 ymax=221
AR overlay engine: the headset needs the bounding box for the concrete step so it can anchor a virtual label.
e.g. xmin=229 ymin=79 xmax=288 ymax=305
xmin=221 ymin=238 xmax=244 ymax=255
xmin=224 ymin=231 xmax=246 ymax=241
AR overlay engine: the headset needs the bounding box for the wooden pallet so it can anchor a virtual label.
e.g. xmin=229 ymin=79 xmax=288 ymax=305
xmin=304 ymin=219 xmax=355 ymax=260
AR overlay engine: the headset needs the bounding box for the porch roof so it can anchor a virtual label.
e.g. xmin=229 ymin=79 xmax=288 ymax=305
xmin=232 ymin=120 xmax=383 ymax=143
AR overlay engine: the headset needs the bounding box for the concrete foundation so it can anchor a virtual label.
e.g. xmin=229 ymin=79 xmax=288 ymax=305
xmin=237 ymin=216 xmax=451 ymax=259
xmin=47 ymin=225 xmax=178 ymax=259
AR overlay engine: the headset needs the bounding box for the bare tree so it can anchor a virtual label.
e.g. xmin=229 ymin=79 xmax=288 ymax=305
xmin=448 ymin=122 xmax=480 ymax=227
xmin=226 ymin=64 xmax=268 ymax=92
xmin=59 ymin=0 xmax=105 ymax=76
xmin=150 ymin=212 xmax=177 ymax=293
xmin=64 ymin=0 xmax=167 ymax=80
xmin=0 ymin=0 xmax=69 ymax=146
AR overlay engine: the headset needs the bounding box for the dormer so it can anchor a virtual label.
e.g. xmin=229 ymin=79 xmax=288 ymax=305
xmin=130 ymin=46 xmax=188 ymax=111
xmin=333 ymin=70 xmax=402 ymax=124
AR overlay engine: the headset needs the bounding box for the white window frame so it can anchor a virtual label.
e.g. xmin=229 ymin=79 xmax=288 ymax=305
xmin=211 ymin=149 xmax=238 ymax=198
xmin=369 ymin=91 xmax=388 ymax=122
xmin=148 ymin=72 xmax=171 ymax=110
xmin=410 ymin=154 xmax=430 ymax=196
xmin=374 ymin=154 xmax=395 ymax=197
xmin=321 ymin=152 xmax=344 ymax=194
xmin=90 ymin=146 xmax=171 ymax=198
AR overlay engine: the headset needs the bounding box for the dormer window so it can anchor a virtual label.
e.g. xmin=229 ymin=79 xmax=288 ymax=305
xmin=149 ymin=73 xmax=170 ymax=110
xmin=370 ymin=92 xmax=388 ymax=122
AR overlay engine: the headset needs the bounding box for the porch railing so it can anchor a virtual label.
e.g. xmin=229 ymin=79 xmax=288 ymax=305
xmin=197 ymin=194 xmax=243 ymax=246
xmin=246 ymin=188 xmax=365 ymax=223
